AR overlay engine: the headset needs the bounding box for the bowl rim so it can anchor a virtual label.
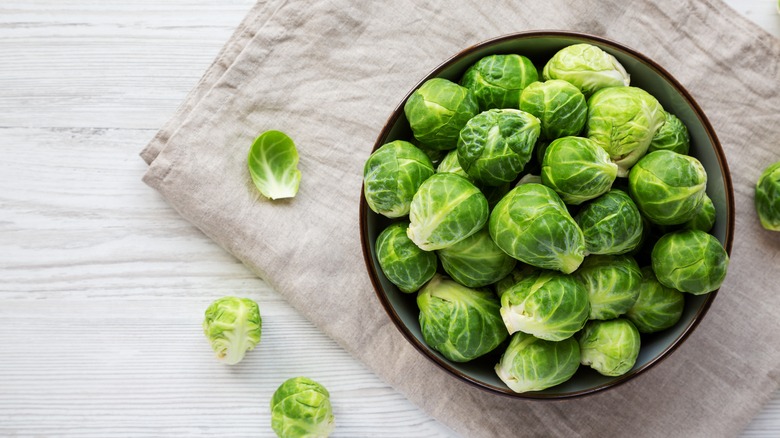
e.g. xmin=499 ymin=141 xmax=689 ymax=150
xmin=359 ymin=30 xmax=735 ymax=399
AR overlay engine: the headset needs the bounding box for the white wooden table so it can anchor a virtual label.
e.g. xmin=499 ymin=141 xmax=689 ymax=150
xmin=1 ymin=1 xmax=778 ymax=436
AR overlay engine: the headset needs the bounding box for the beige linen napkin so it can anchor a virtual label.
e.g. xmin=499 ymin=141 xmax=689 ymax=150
xmin=143 ymin=0 xmax=780 ymax=436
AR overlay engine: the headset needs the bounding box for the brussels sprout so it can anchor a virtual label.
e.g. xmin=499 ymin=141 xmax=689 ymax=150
xmin=363 ymin=140 xmax=435 ymax=218
xmin=648 ymin=112 xmax=690 ymax=155
xmin=628 ymin=150 xmax=708 ymax=225
xmin=270 ymin=377 xmax=335 ymax=438
xmin=651 ymin=229 xmax=729 ymax=295
xmin=489 ymin=183 xmax=586 ymax=273
xmin=500 ymin=270 xmax=590 ymax=341
xmin=417 ymin=274 xmax=508 ymax=362
xmin=437 ymin=227 xmax=516 ymax=288
xmin=626 ymin=267 xmax=685 ymax=333
xmin=587 ymin=86 xmax=666 ymax=176
xmin=684 ymin=194 xmax=716 ymax=232
xmin=519 ymin=80 xmax=588 ymax=140
xmin=404 ymin=78 xmax=479 ymax=150
xmin=755 ymin=160 xmax=780 ymax=231
xmin=203 ymin=297 xmax=262 ymax=365
xmin=457 ymin=109 xmax=540 ymax=186
xmin=435 ymin=149 xmax=470 ymax=180
xmin=578 ymin=319 xmax=640 ymax=377
xmin=540 ymin=136 xmax=618 ymax=204
xmin=460 ymin=54 xmax=538 ymax=110
xmin=575 ymin=189 xmax=644 ymax=255
xmin=575 ymin=255 xmax=642 ymax=320
xmin=407 ymin=173 xmax=489 ymax=251
xmin=375 ymin=222 xmax=437 ymax=293
xmin=542 ymin=43 xmax=630 ymax=96
xmin=495 ymin=332 xmax=580 ymax=393
xmin=247 ymin=130 xmax=302 ymax=200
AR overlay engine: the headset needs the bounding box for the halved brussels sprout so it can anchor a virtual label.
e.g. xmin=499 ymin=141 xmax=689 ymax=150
xmin=587 ymin=86 xmax=666 ymax=176
xmin=684 ymin=194 xmax=716 ymax=232
xmin=651 ymin=229 xmax=729 ymax=295
xmin=575 ymin=189 xmax=644 ymax=255
xmin=438 ymin=227 xmax=516 ymax=288
xmin=540 ymin=136 xmax=618 ymax=205
xmin=461 ymin=54 xmax=538 ymax=110
xmin=542 ymin=43 xmax=630 ymax=96
xmin=578 ymin=319 xmax=640 ymax=377
xmin=648 ymin=112 xmax=690 ymax=155
xmin=375 ymin=222 xmax=437 ymax=293
xmin=270 ymin=377 xmax=335 ymax=438
xmin=755 ymin=161 xmax=780 ymax=231
xmin=625 ymin=267 xmax=685 ymax=333
xmin=575 ymin=255 xmax=642 ymax=320
xmin=628 ymin=150 xmax=708 ymax=225
xmin=519 ymin=79 xmax=588 ymax=140
xmin=457 ymin=109 xmax=540 ymax=186
xmin=495 ymin=332 xmax=580 ymax=393
xmin=417 ymin=274 xmax=508 ymax=362
xmin=435 ymin=149 xmax=470 ymax=180
xmin=363 ymin=140 xmax=434 ymax=218
xmin=407 ymin=173 xmax=489 ymax=251
xmin=500 ymin=270 xmax=590 ymax=341
xmin=489 ymin=183 xmax=586 ymax=273
xmin=404 ymin=78 xmax=479 ymax=150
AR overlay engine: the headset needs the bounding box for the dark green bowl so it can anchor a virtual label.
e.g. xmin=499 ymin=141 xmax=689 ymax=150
xmin=359 ymin=31 xmax=734 ymax=399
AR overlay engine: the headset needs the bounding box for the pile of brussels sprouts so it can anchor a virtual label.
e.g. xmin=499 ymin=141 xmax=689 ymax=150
xmin=364 ymin=43 xmax=730 ymax=393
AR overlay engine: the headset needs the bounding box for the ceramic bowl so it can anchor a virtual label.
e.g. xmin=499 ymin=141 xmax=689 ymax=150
xmin=359 ymin=31 xmax=734 ymax=398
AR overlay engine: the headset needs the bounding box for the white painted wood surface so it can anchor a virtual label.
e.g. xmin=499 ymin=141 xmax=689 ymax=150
xmin=0 ymin=1 xmax=777 ymax=436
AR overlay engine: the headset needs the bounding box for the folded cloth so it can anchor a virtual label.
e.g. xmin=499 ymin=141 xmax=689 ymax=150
xmin=143 ymin=0 xmax=780 ymax=436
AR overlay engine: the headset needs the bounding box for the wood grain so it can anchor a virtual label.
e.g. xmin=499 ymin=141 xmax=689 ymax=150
xmin=0 ymin=0 xmax=777 ymax=436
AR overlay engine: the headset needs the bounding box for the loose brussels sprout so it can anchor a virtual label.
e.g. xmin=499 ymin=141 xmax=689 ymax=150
xmin=500 ymin=270 xmax=590 ymax=341
xmin=202 ymin=297 xmax=262 ymax=365
xmin=651 ymin=229 xmax=729 ymax=295
xmin=417 ymin=274 xmax=508 ymax=362
xmin=626 ymin=267 xmax=685 ymax=333
xmin=437 ymin=227 xmax=517 ymax=288
xmin=578 ymin=319 xmax=640 ymax=377
xmin=575 ymin=255 xmax=642 ymax=320
xmin=404 ymin=78 xmax=479 ymax=150
xmin=363 ymin=140 xmax=435 ymax=218
xmin=755 ymin=161 xmax=780 ymax=231
xmin=519 ymin=79 xmax=588 ymax=140
xmin=542 ymin=43 xmax=630 ymax=96
xmin=495 ymin=332 xmax=580 ymax=393
xmin=628 ymin=150 xmax=708 ymax=225
xmin=587 ymin=86 xmax=666 ymax=176
xmin=460 ymin=54 xmax=538 ymax=110
xmin=540 ymin=136 xmax=618 ymax=205
xmin=407 ymin=173 xmax=489 ymax=251
xmin=270 ymin=377 xmax=335 ymax=438
xmin=648 ymin=112 xmax=690 ymax=155
xmin=489 ymin=183 xmax=586 ymax=273
xmin=575 ymin=189 xmax=644 ymax=255
xmin=457 ymin=109 xmax=540 ymax=186
xmin=375 ymin=222 xmax=437 ymax=293
xmin=684 ymin=194 xmax=716 ymax=232
xmin=435 ymin=149 xmax=470 ymax=180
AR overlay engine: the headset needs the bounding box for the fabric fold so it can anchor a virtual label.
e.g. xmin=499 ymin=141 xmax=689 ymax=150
xmin=143 ymin=0 xmax=780 ymax=436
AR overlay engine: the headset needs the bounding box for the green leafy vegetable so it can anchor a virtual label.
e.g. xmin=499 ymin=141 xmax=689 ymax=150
xmin=270 ymin=377 xmax=335 ymax=438
xmin=247 ymin=130 xmax=302 ymax=200
xmin=203 ymin=297 xmax=262 ymax=365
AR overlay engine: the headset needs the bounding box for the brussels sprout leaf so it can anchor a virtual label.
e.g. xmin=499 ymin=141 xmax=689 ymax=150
xmin=247 ymin=130 xmax=302 ymax=200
